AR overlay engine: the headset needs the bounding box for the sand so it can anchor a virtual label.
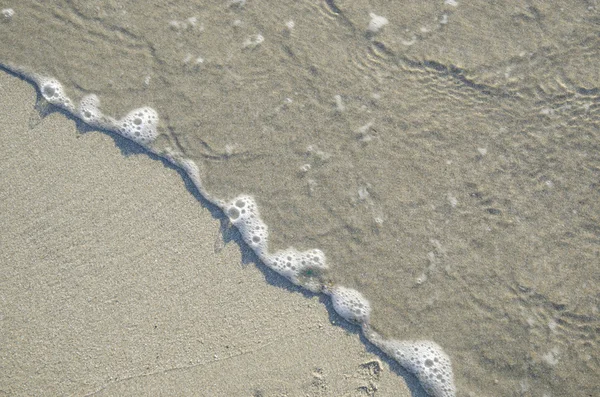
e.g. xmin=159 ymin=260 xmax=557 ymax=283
xmin=0 ymin=71 xmax=422 ymax=396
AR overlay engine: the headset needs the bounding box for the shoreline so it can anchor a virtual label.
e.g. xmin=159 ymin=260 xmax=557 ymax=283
xmin=0 ymin=70 xmax=417 ymax=396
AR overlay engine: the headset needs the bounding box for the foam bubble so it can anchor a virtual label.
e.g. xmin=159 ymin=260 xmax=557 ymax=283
xmin=377 ymin=339 xmax=456 ymax=397
xmin=77 ymin=94 xmax=117 ymax=129
xmin=225 ymin=195 xmax=269 ymax=256
xmin=78 ymin=94 xmax=101 ymax=123
xmin=328 ymin=286 xmax=371 ymax=324
xmin=334 ymin=94 xmax=345 ymax=112
xmin=242 ymin=34 xmax=264 ymax=49
xmin=117 ymin=107 xmax=159 ymax=145
xmin=367 ymin=13 xmax=389 ymax=35
xmin=2 ymin=8 xmax=14 ymax=20
xmin=264 ymin=248 xmax=328 ymax=292
xmin=24 ymin=74 xmax=159 ymax=143
xmin=37 ymin=77 xmax=75 ymax=112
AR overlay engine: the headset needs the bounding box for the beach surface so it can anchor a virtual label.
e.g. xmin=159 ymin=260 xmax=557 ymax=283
xmin=0 ymin=71 xmax=416 ymax=397
xmin=1 ymin=2 xmax=599 ymax=396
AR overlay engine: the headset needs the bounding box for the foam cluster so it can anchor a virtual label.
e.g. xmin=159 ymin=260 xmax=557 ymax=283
xmin=116 ymin=107 xmax=159 ymax=145
xmin=264 ymin=248 xmax=328 ymax=292
xmin=78 ymin=94 xmax=117 ymax=130
xmin=37 ymin=77 xmax=75 ymax=112
xmin=367 ymin=13 xmax=389 ymax=35
xmin=225 ymin=196 xmax=269 ymax=256
xmin=377 ymin=339 xmax=455 ymax=397
xmin=31 ymin=74 xmax=159 ymax=146
xmin=78 ymin=94 xmax=102 ymax=124
xmin=328 ymin=286 xmax=371 ymax=324
xmin=2 ymin=8 xmax=15 ymax=20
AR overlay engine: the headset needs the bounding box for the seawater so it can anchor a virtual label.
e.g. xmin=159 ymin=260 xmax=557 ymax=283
xmin=1 ymin=1 xmax=599 ymax=396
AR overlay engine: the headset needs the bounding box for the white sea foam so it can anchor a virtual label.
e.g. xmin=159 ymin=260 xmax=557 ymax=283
xmin=367 ymin=13 xmax=389 ymax=35
xmin=2 ymin=8 xmax=15 ymax=20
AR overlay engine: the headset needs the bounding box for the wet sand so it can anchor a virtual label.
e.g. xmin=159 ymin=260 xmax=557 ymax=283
xmin=0 ymin=71 xmax=417 ymax=396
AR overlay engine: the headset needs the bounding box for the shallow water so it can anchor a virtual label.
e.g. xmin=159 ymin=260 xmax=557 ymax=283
xmin=1 ymin=1 xmax=599 ymax=395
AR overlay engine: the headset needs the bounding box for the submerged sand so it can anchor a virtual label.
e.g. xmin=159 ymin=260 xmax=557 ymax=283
xmin=0 ymin=72 xmax=417 ymax=396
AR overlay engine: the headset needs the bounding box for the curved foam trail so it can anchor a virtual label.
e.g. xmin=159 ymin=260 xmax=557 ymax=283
xmin=3 ymin=64 xmax=456 ymax=397
xmin=365 ymin=325 xmax=456 ymax=397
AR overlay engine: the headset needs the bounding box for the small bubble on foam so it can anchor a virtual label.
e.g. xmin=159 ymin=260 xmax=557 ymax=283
xmin=243 ymin=34 xmax=264 ymax=49
xmin=329 ymin=286 xmax=371 ymax=324
xmin=2 ymin=8 xmax=14 ymax=20
xmin=358 ymin=186 xmax=370 ymax=201
xmin=367 ymin=13 xmax=389 ymax=35
xmin=117 ymin=107 xmax=159 ymax=145
xmin=187 ymin=17 xmax=198 ymax=27
xmin=356 ymin=122 xmax=375 ymax=142
xmin=169 ymin=20 xmax=183 ymax=31
xmin=37 ymin=78 xmax=75 ymax=112
xmin=415 ymin=273 xmax=428 ymax=285
xmin=168 ymin=17 xmax=202 ymax=33
xmin=447 ymin=194 xmax=458 ymax=207
xmin=542 ymin=347 xmax=560 ymax=366
xmin=334 ymin=94 xmax=345 ymax=112
xmin=299 ymin=164 xmax=311 ymax=173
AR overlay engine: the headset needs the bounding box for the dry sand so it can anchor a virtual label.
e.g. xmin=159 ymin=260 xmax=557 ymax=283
xmin=0 ymin=71 xmax=421 ymax=396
